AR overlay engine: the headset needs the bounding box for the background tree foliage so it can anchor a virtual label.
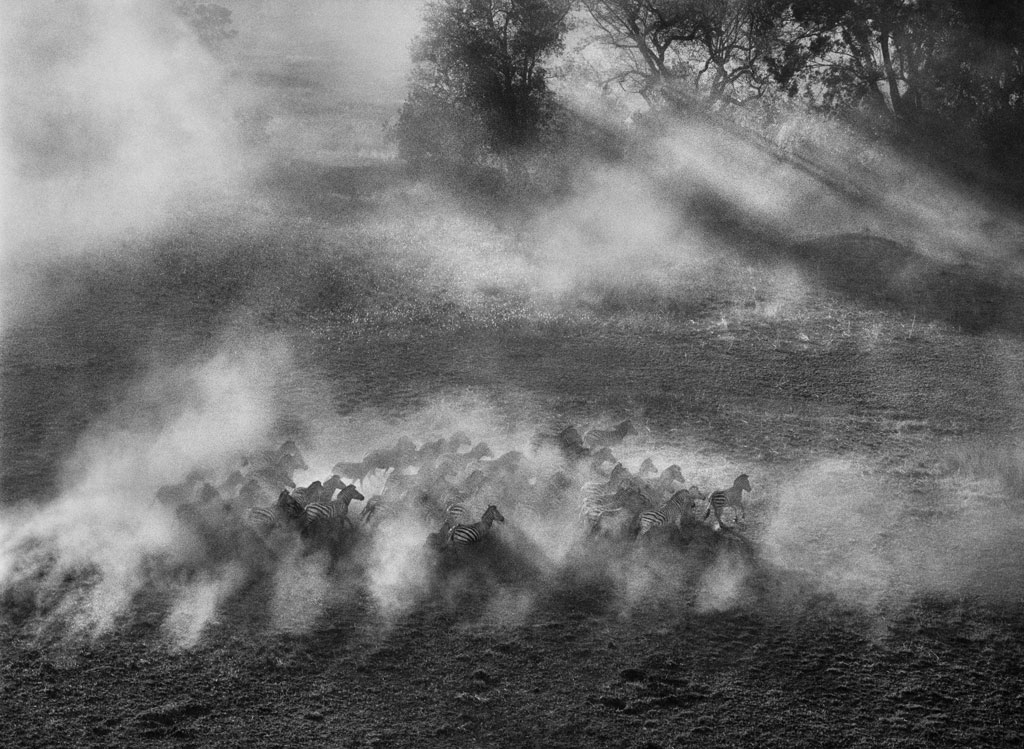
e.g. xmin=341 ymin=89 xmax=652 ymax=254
xmin=394 ymin=0 xmax=573 ymax=170
xmin=399 ymin=0 xmax=1024 ymax=190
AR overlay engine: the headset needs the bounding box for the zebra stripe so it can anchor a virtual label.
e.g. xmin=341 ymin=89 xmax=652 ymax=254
xmin=245 ymin=491 xmax=304 ymax=534
xmin=444 ymin=502 xmax=468 ymax=526
xmin=702 ymin=474 xmax=752 ymax=527
xmin=300 ymin=484 xmax=365 ymax=533
xmin=636 ymin=488 xmax=698 ymax=539
xmin=447 ymin=505 xmax=505 ymax=546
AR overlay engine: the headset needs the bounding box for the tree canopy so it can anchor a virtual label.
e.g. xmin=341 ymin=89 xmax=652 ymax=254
xmin=398 ymin=0 xmax=1024 ymax=186
xmin=394 ymin=0 xmax=573 ymax=169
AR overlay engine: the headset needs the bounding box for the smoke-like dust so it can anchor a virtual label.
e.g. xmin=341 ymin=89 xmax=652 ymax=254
xmin=1 ymin=2 xmax=246 ymax=254
xmin=3 ymin=0 xmax=1023 ymax=658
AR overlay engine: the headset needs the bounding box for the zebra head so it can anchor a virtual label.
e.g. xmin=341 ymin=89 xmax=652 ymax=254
xmin=663 ymin=464 xmax=685 ymax=483
xmin=483 ymin=505 xmax=505 ymax=524
xmin=277 ymin=490 xmax=304 ymax=518
xmin=338 ymin=483 xmax=365 ymax=504
xmin=735 ymin=474 xmax=752 ymax=492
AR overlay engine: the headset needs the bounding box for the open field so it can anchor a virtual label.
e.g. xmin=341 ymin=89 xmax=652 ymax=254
xmin=4 ymin=160 xmax=1024 ymax=746
xmin=3 ymin=4 xmax=1024 ymax=746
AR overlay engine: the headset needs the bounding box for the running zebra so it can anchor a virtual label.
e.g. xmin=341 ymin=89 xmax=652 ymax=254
xmin=703 ymin=474 xmax=752 ymax=528
xmin=583 ymin=420 xmax=637 ymax=449
xmin=245 ymin=490 xmax=304 ymax=534
xmin=636 ymin=488 xmax=698 ymax=539
xmin=299 ymin=483 xmax=366 ymax=534
xmin=580 ymin=485 xmax=648 ymax=538
xmin=638 ymin=458 xmax=658 ymax=480
xmin=294 ymin=474 xmax=348 ymax=505
xmin=447 ymin=505 xmax=505 ymax=547
xmin=443 ymin=502 xmax=469 ymax=529
xmin=358 ymin=495 xmax=394 ymax=531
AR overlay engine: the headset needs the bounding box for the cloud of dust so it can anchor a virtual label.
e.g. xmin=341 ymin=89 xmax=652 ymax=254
xmin=411 ymin=91 xmax=1023 ymax=317
xmin=1 ymin=2 xmax=247 ymax=257
xmin=761 ymin=454 xmax=1024 ymax=613
xmin=761 ymin=458 xmax=896 ymax=611
xmin=9 ymin=367 xmax=1023 ymax=649
xmin=0 ymin=334 xmax=297 ymax=641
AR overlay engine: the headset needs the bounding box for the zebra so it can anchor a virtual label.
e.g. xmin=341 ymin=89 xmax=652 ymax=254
xmin=245 ymin=490 xmax=305 ymax=534
xmin=703 ymin=474 xmax=752 ymax=529
xmin=655 ymin=464 xmax=685 ymax=491
xmin=299 ymin=483 xmax=366 ymax=534
xmin=155 ymin=469 xmax=206 ymax=506
xmin=358 ymin=495 xmax=394 ymax=530
xmin=583 ymin=420 xmax=637 ymax=449
xmin=581 ymin=502 xmax=631 ymax=538
xmin=580 ymin=485 xmax=649 ymax=538
xmin=294 ymin=474 xmax=348 ymax=506
xmin=636 ymin=488 xmax=699 ymax=540
xmin=587 ymin=446 xmax=618 ymax=473
xmin=447 ymin=505 xmax=505 ymax=547
xmin=333 ymin=437 xmax=417 ymax=485
xmin=433 ymin=441 xmax=494 ymax=479
xmin=443 ymin=502 xmax=469 ymax=529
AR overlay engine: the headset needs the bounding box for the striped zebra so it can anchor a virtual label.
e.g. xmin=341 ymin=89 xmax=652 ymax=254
xmin=299 ymin=483 xmax=366 ymax=534
xmin=636 ymin=488 xmax=699 ymax=540
xmin=447 ymin=505 xmax=505 ymax=547
xmin=580 ymin=485 xmax=648 ymax=538
xmin=245 ymin=490 xmax=305 ymax=534
xmin=703 ymin=474 xmax=752 ymax=529
xmin=442 ymin=502 xmax=469 ymax=530
xmin=294 ymin=474 xmax=348 ymax=506
xmin=358 ymin=495 xmax=394 ymax=531
xmin=638 ymin=458 xmax=658 ymax=480
xmin=583 ymin=420 xmax=637 ymax=449
xmin=653 ymin=464 xmax=685 ymax=494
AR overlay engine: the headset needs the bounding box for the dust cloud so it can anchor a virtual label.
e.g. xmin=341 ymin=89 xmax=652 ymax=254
xmin=3 ymin=1 xmax=1024 ymax=654
xmin=1 ymin=2 xmax=246 ymax=254
xmin=0 ymin=334 xmax=295 ymax=643
xmin=3 ymin=361 xmax=1024 ymax=649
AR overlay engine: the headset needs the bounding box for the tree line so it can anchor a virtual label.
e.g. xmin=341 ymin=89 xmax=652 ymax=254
xmin=393 ymin=0 xmax=1024 ymax=192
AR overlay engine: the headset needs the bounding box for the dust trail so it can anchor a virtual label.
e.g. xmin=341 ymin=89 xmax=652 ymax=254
xmin=163 ymin=562 xmax=248 ymax=649
xmin=761 ymin=453 xmax=1024 ymax=613
xmin=0 ymin=334 xmax=296 ymax=639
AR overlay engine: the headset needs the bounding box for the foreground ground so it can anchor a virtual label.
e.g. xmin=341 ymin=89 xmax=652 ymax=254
xmin=2 ymin=536 xmax=1023 ymax=748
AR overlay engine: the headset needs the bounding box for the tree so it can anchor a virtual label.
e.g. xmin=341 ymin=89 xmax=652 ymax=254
xmin=580 ymin=0 xmax=815 ymax=112
xmin=579 ymin=0 xmax=1024 ymax=172
xmin=788 ymin=1 xmax=1024 ymax=118
xmin=395 ymin=0 xmax=573 ymax=168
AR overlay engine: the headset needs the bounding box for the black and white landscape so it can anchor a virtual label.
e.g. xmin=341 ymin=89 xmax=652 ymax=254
xmin=3 ymin=2 xmax=1024 ymax=746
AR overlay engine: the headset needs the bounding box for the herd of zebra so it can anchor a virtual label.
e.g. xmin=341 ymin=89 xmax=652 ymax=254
xmin=156 ymin=421 xmax=753 ymax=566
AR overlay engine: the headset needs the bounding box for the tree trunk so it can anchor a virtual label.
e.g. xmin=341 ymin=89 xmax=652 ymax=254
xmin=879 ymin=29 xmax=908 ymax=121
